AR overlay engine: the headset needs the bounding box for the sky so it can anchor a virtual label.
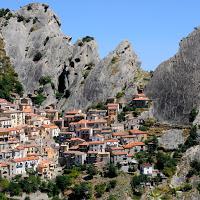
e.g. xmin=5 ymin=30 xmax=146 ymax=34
xmin=0 ymin=0 xmax=200 ymax=71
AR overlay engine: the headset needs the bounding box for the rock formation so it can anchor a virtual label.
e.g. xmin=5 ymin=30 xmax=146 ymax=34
xmin=145 ymin=27 xmax=200 ymax=125
xmin=0 ymin=3 xmax=141 ymax=110
xmin=158 ymin=129 xmax=184 ymax=150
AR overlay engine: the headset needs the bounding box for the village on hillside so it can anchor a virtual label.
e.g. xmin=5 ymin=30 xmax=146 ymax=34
xmin=0 ymin=88 xmax=195 ymax=199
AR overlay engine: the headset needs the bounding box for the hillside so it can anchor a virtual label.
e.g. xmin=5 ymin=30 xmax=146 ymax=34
xmin=145 ymin=27 xmax=200 ymax=125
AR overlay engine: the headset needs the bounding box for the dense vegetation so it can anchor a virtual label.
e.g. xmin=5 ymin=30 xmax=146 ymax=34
xmin=0 ymin=38 xmax=23 ymax=101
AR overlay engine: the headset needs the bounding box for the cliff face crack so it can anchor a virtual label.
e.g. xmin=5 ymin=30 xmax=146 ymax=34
xmin=58 ymin=63 xmax=70 ymax=97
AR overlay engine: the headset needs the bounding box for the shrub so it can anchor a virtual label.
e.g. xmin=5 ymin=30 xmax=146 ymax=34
xmin=139 ymin=125 xmax=149 ymax=131
xmin=55 ymin=92 xmax=63 ymax=100
xmin=39 ymin=75 xmax=51 ymax=85
xmin=0 ymin=8 xmax=10 ymax=18
xmin=189 ymin=108 xmax=198 ymax=122
xmin=111 ymin=56 xmax=118 ymax=64
xmin=33 ymin=94 xmax=46 ymax=105
xmin=55 ymin=175 xmax=72 ymax=192
xmin=8 ymin=181 xmax=22 ymax=196
xmin=33 ymin=52 xmax=42 ymax=62
xmin=109 ymin=180 xmax=117 ymax=188
xmin=17 ymin=15 xmax=25 ymax=22
xmin=116 ymin=91 xmax=125 ymax=99
xmin=108 ymin=195 xmax=118 ymax=200
xmin=118 ymin=112 xmax=125 ymax=122
xmin=86 ymin=164 xmax=98 ymax=178
xmin=27 ymin=5 xmax=32 ymax=10
xmin=82 ymin=36 xmax=94 ymax=43
xmin=72 ymin=182 xmax=92 ymax=200
xmin=104 ymin=163 xmax=118 ymax=178
xmin=95 ymin=183 xmax=106 ymax=197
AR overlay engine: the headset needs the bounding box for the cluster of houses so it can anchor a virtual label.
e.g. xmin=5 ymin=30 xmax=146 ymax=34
xmin=0 ymin=92 xmax=159 ymax=180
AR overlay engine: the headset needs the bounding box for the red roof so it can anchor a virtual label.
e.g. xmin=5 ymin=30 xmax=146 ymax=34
xmin=123 ymin=141 xmax=145 ymax=149
xmin=129 ymin=129 xmax=147 ymax=135
xmin=112 ymin=151 xmax=127 ymax=156
xmin=88 ymin=141 xmax=104 ymax=145
xmin=11 ymin=156 xmax=39 ymax=163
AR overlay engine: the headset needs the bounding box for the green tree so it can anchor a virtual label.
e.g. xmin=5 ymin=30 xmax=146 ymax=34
xmin=86 ymin=164 xmax=98 ymax=178
xmin=8 ymin=181 xmax=22 ymax=196
xmin=0 ymin=178 xmax=10 ymax=192
xmin=72 ymin=182 xmax=92 ymax=200
xmin=55 ymin=175 xmax=72 ymax=192
xmin=104 ymin=163 xmax=118 ymax=178
xmin=189 ymin=108 xmax=198 ymax=122
xmin=39 ymin=76 xmax=52 ymax=85
xmin=33 ymin=94 xmax=46 ymax=105
xmin=0 ymin=193 xmax=7 ymax=200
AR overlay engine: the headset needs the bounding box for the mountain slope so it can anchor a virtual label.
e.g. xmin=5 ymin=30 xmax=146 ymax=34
xmin=145 ymin=28 xmax=200 ymax=124
xmin=0 ymin=3 xmax=142 ymax=109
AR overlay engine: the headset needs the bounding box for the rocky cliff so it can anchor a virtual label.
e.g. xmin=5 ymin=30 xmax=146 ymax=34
xmin=0 ymin=3 xmax=141 ymax=110
xmin=145 ymin=28 xmax=200 ymax=124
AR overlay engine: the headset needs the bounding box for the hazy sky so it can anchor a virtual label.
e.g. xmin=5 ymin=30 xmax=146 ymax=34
xmin=1 ymin=0 xmax=200 ymax=70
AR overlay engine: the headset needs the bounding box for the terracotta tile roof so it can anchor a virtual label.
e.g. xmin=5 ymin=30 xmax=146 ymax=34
xmin=0 ymin=98 xmax=8 ymax=103
xmin=132 ymin=97 xmax=149 ymax=101
xmin=88 ymin=141 xmax=104 ymax=145
xmin=105 ymin=139 xmax=118 ymax=143
xmin=112 ymin=151 xmax=127 ymax=156
xmin=66 ymin=110 xmax=81 ymax=115
xmin=0 ymin=162 xmax=9 ymax=167
xmin=123 ymin=141 xmax=145 ymax=149
xmin=110 ymin=147 xmax=124 ymax=151
xmin=70 ymin=138 xmax=85 ymax=142
xmin=79 ymin=142 xmax=89 ymax=146
xmin=95 ymin=134 xmax=104 ymax=138
xmin=129 ymin=129 xmax=147 ymax=135
xmin=112 ymin=131 xmax=127 ymax=137
xmin=42 ymin=124 xmax=59 ymax=129
xmin=11 ymin=156 xmax=39 ymax=163
xmin=107 ymin=103 xmax=119 ymax=108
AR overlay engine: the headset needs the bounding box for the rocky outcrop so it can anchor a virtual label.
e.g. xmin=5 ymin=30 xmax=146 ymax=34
xmin=0 ymin=3 xmax=141 ymax=109
xmin=145 ymin=27 xmax=200 ymax=124
xmin=171 ymin=145 xmax=200 ymax=187
xmin=158 ymin=129 xmax=184 ymax=150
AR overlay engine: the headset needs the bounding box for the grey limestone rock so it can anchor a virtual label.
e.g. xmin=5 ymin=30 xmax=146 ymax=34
xmin=145 ymin=27 xmax=200 ymax=124
xmin=158 ymin=129 xmax=184 ymax=150
xmin=0 ymin=3 xmax=141 ymax=110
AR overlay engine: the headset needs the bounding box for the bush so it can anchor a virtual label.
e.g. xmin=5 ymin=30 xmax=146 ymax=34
xmin=111 ymin=56 xmax=118 ymax=64
xmin=72 ymin=182 xmax=92 ymax=200
xmin=108 ymin=195 xmax=118 ymax=200
xmin=116 ymin=91 xmax=125 ymax=99
xmin=131 ymin=174 xmax=149 ymax=192
xmin=86 ymin=164 xmax=98 ymax=179
xmin=109 ymin=180 xmax=117 ymax=188
xmin=95 ymin=183 xmax=106 ymax=197
xmin=117 ymin=112 xmax=125 ymax=122
xmin=55 ymin=92 xmax=63 ymax=100
xmin=179 ymin=183 xmax=192 ymax=192
xmin=8 ymin=181 xmax=22 ymax=196
xmin=82 ymin=36 xmax=94 ymax=43
xmin=0 ymin=39 xmax=24 ymax=101
xmin=55 ymin=175 xmax=72 ymax=192
xmin=33 ymin=52 xmax=42 ymax=62
xmin=104 ymin=163 xmax=118 ymax=178
xmin=139 ymin=125 xmax=149 ymax=131
xmin=189 ymin=108 xmax=198 ymax=122
xmin=39 ymin=75 xmax=51 ymax=85
xmin=17 ymin=15 xmax=25 ymax=22
xmin=33 ymin=94 xmax=46 ymax=105
xmin=0 ymin=8 xmax=10 ymax=17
